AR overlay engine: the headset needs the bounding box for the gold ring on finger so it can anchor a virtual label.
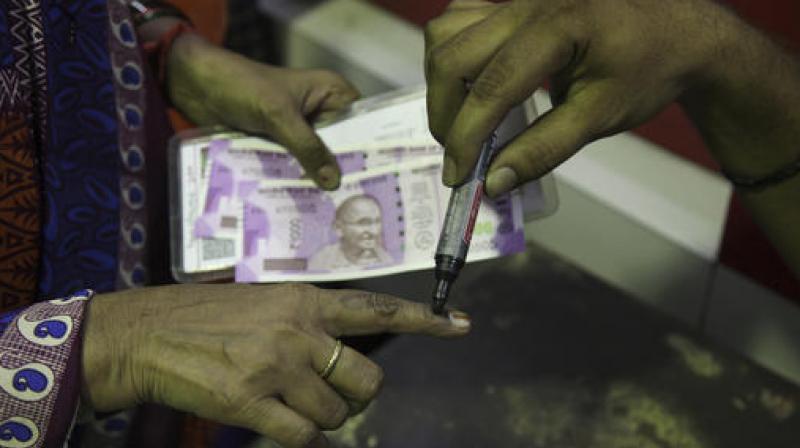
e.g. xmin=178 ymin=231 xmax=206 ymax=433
xmin=320 ymin=339 xmax=343 ymax=380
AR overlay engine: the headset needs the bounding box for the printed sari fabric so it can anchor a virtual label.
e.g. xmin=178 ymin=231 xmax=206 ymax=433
xmin=0 ymin=290 xmax=93 ymax=448
xmin=0 ymin=0 xmax=46 ymax=309
xmin=1 ymin=0 xmax=171 ymax=445
xmin=39 ymin=0 xmax=152 ymax=298
xmin=1 ymin=0 xmax=157 ymax=302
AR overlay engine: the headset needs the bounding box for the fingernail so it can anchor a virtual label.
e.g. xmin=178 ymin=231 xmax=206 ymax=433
xmin=486 ymin=167 xmax=518 ymax=197
xmin=317 ymin=164 xmax=340 ymax=190
xmin=448 ymin=310 xmax=471 ymax=329
xmin=442 ymin=156 xmax=458 ymax=186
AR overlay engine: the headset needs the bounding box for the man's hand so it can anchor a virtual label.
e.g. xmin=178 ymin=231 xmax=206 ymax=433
xmin=425 ymin=0 xmax=733 ymax=196
xmin=81 ymin=284 xmax=469 ymax=448
xmin=168 ymin=33 xmax=360 ymax=190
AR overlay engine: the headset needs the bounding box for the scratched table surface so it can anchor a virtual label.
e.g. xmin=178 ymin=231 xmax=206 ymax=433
xmin=262 ymin=247 xmax=799 ymax=448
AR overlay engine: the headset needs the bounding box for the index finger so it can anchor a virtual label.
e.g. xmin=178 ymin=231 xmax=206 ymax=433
xmin=425 ymin=2 xmax=516 ymax=146
xmin=268 ymin=109 xmax=342 ymax=190
xmin=317 ymin=289 xmax=471 ymax=338
xmin=444 ymin=23 xmax=574 ymax=186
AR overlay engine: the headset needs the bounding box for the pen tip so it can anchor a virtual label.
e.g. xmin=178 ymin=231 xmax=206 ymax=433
xmin=431 ymin=279 xmax=451 ymax=315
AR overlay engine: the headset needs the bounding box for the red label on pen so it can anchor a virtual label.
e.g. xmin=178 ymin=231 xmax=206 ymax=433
xmin=463 ymin=184 xmax=484 ymax=245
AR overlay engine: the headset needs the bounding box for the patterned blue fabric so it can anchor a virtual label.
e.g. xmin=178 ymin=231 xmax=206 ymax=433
xmin=0 ymin=308 xmax=24 ymax=335
xmin=0 ymin=289 xmax=93 ymax=447
xmin=0 ymin=10 xmax=11 ymax=68
xmin=40 ymin=0 xmax=120 ymax=296
xmin=2 ymin=0 xmax=153 ymax=445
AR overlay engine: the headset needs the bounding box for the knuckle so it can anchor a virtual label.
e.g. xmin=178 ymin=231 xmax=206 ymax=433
xmin=320 ymin=400 xmax=349 ymax=430
xmin=330 ymin=87 xmax=360 ymax=105
xmin=269 ymin=320 xmax=304 ymax=342
xmin=313 ymin=70 xmax=359 ymax=97
xmin=426 ymin=46 xmax=457 ymax=80
xmin=215 ymin=382 xmax=249 ymax=414
xmin=234 ymin=397 xmax=286 ymax=437
xmin=429 ymin=119 xmax=448 ymax=144
xmin=358 ymin=366 xmax=384 ymax=400
xmin=426 ymin=102 xmax=445 ymax=141
xmin=471 ymin=63 xmax=514 ymax=106
xmin=407 ymin=300 xmax=436 ymax=324
xmin=518 ymin=138 xmax=562 ymax=178
xmin=255 ymin=353 xmax=286 ymax=380
xmin=292 ymin=136 xmax=326 ymax=161
xmin=427 ymin=108 xmax=453 ymax=145
xmin=423 ymin=18 xmax=444 ymax=44
xmin=285 ymin=421 xmax=319 ymax=448
xmin=256 ymin=98 xmax=290 ymax=124
xmin=424 ymin=17 xmax=455 ymax=55
xmin=369 ymin=293 xmax=401 ymax=319
xmin=310 ymin=68 xmax=340 ymax=82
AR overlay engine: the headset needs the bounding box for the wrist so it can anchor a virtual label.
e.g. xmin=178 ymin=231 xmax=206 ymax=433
xmin=81 ymin=291 xmax=144 ymax=411
xmin=167 ymin=29 xmax=212 ymax=75
xmin=166 ymin=31 xmax=215 ymax=111
xmin=679 ymin=8 xmax=800 ymax=180
xmin=130 ymin=0 xmax=196 ymax=106
xmin=678 ymin=2 xmax=744 ymax=96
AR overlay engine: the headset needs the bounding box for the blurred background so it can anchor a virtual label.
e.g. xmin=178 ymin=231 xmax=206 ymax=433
xmin=197 ymin=0 xmax=800 ymax=387
xmin=136 ymin=2 xmax=800 ymax=447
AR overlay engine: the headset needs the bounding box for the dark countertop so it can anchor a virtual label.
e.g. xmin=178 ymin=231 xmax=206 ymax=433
xmin=324 ymin=247 xmax=799 ymax=448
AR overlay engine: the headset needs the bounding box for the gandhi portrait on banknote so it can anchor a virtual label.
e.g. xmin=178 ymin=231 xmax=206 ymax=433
xmin=307 ymin=194 xmax=395 ymax=271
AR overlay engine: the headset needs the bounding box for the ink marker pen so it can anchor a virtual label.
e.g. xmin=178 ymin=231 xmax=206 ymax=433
xmin=432 ymin=133 xmax=499 ymax=314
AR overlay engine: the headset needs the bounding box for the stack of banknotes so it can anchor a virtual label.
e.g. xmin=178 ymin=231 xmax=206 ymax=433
xmin=172 ymin=87 xmax=550 ymax=283
xmin=186 ymin=137 xmax=526 ymax=283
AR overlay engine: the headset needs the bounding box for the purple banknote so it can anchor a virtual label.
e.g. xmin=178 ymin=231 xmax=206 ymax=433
xmin=235 ymin=159 xmax=525 ymax=282
xmin=194 ymin=138 xmax=443 ymax=239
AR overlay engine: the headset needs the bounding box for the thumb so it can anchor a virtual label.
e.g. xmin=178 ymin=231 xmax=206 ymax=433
xmin=268 ymin=108 xmax=342 ymax=190
xmin=485 ymin=87 xmax=611 ymax=197
xmin=301 ymin=70 xmax=361 ymax=123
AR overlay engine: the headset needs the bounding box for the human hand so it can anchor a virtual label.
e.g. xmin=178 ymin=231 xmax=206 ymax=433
xmin=425 ymin=0 xmax=736 ymax=196
xmin=81 ymin=284 xmax=469 ymax=448
xmin=168 ymin=33 xmax=360 ymax=190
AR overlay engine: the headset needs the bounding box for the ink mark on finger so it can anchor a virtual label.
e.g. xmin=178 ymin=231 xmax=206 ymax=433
xmin=339 ymin=293 xmax=400 ymax=318
xmin=369 ymin=293 xmax=399 ymax=318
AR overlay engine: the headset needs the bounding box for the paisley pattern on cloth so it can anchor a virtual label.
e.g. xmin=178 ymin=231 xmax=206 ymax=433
xmin=0 ymin=289 xmax=93 ymax=448
xmin=1 ymin=0 xmax=172 ymax=445
xmin=106 ymin=0 xmax=150 ymax=291
xmin=39 ymin=0 xmax=122 ymax=297
xmin=37 ymin=0 xmax=151 ymax=300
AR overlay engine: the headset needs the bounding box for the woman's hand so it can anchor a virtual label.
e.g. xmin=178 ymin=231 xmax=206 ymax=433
xmin=167 ymin=33 xmax=360 ymax=190
xmin=425 ymin=0 xmax=736 ymax=196
xmin=81 ymin=284 xmax=469 ymax=448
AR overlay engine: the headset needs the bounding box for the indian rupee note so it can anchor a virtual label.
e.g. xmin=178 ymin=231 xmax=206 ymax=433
xmin=236 ymin=159 xmax=525 ymax=282
xmin=194 ymin=138 xmax=443 ymax=239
